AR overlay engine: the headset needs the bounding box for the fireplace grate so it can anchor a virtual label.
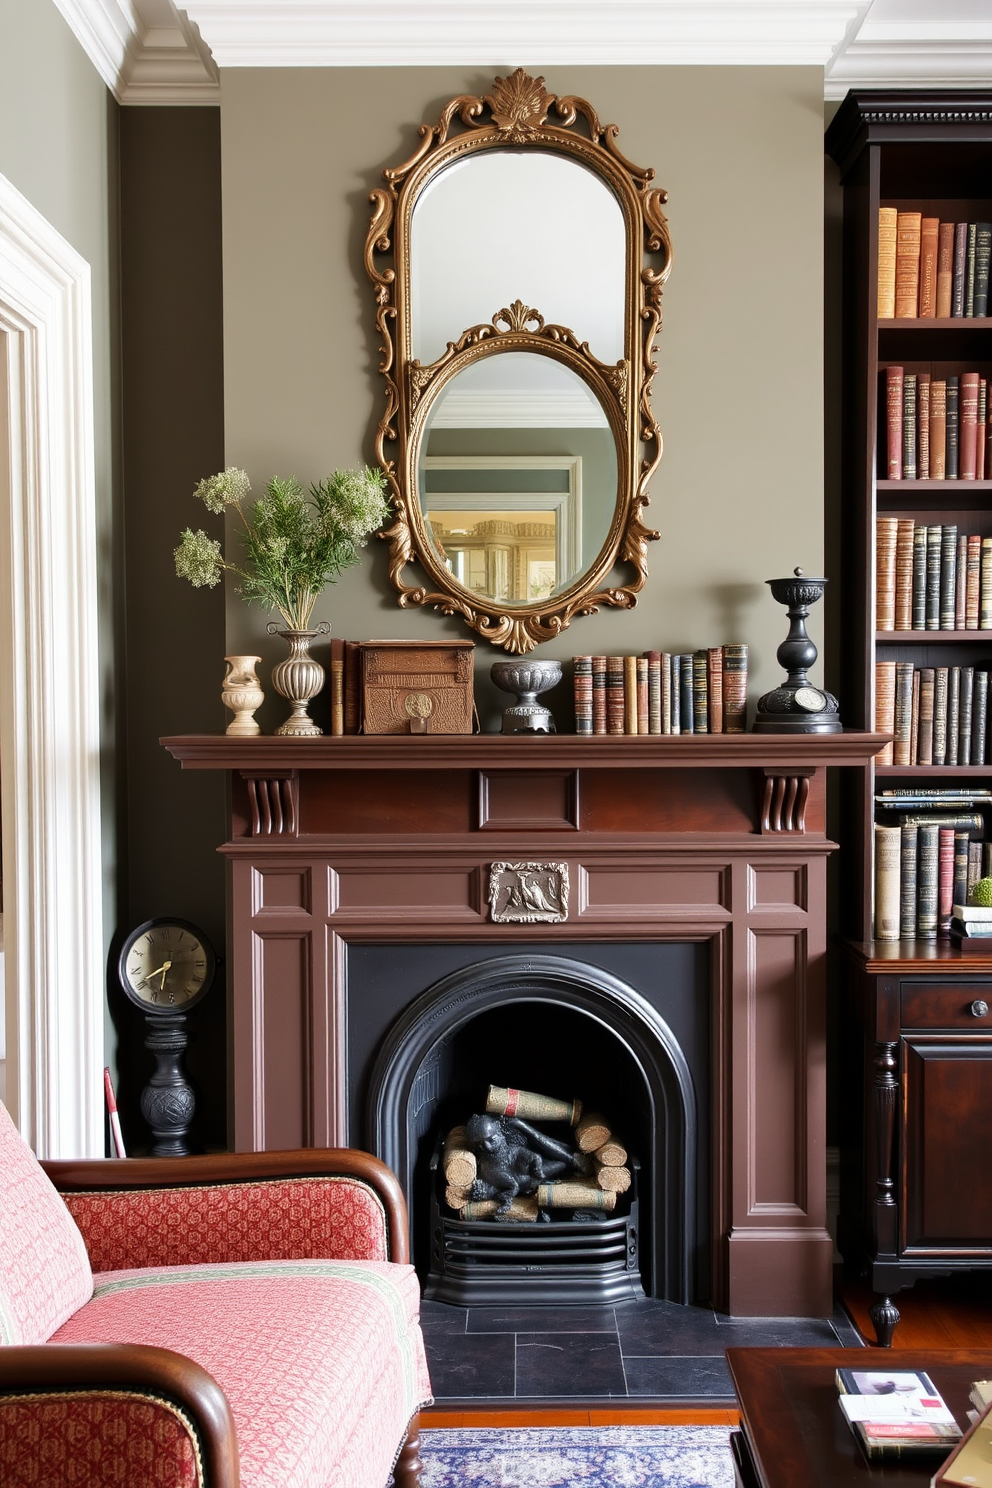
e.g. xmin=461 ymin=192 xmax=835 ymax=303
xmin=425 ymin=1164 xmax=645 ymax=1307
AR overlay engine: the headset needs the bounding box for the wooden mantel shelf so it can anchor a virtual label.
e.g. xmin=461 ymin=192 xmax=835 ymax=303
xmin=162 ymin=730 xmax=889 ymax=772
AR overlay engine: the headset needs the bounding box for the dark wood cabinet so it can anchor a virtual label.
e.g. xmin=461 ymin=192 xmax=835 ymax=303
xmin=827 ymin=93 xmax=992 ymax=1343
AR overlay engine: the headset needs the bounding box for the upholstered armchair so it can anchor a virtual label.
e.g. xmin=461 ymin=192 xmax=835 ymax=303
xmin=0 ymin=1103 xmax=431 ymax=1487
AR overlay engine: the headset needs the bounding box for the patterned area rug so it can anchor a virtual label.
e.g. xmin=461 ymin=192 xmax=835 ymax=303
xmin=417 ymin=1425 xmax=735 ymax=1487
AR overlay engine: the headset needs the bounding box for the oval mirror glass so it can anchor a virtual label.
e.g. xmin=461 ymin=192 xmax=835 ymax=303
xmin=417 ymin=352 xmax=618 ymax=607
xmin=411 ymin=152 xmax=626 ymax=365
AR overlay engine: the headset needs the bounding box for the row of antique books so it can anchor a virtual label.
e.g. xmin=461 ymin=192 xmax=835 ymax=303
xmin=882 ymin=367 xmax=992 ymax=480
xmin=326 ymin=638 xmax=363 ymax=734
xmin=875 ymin=662 xmax=992 ymax=765
xmin=876 ymin=518 xmax=992 ymax=631
xmin=873 ymin=793 xmax=992 ymax=940
xmin=572 ymin=647 xmax=748 ymax=735
xmin=878 ymin=209 xmax=991 ymax=319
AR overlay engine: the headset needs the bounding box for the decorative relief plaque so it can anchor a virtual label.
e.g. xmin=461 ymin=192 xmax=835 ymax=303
xmin=488 ymin=861 xmax=569 ymax=924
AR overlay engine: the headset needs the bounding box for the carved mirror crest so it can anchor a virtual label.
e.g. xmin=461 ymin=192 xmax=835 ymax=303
xmin=365 ymin=69 xmax=672 ymax=653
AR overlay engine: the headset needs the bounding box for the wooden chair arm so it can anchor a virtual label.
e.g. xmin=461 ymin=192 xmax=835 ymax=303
xmin=0 ymin=1343 xmax=239 ymax=1486
xmin=42 ymin=1147 xmax=410 ymax=1263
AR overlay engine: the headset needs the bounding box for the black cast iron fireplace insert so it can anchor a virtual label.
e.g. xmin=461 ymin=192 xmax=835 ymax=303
xmin=360 ymin=946 xmax=707 ymax=1304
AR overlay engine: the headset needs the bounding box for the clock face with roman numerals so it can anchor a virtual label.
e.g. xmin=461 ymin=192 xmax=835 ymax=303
xmin=118 ymin=918 xmax=215 ymax=1015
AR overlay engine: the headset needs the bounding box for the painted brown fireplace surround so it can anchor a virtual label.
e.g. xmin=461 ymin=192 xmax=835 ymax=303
xmin=163 ymin=731 xmax=884 ymax=1317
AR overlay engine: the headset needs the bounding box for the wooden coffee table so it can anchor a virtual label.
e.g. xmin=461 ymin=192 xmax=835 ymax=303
xmin=726 ymin=1348 xmax=992 ymax=1488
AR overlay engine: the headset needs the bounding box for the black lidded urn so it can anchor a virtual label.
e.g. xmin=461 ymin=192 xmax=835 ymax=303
xmin=753 ymin=568 xmax=842 ymax=734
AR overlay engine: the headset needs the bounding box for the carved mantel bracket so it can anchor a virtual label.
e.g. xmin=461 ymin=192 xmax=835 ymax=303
xmin=761 ymin=768 xmax=815 ymax=834
xmin=241 ymin=771 xmax=299 ymax=837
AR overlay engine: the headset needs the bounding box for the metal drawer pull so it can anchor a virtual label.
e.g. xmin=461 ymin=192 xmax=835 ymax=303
xmin=971 ymin=1000 xmax=990 ymax=1018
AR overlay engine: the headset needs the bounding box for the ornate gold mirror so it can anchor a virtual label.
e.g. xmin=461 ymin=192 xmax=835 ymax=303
xmin=366 ymin=70 xmax=672 ymax=653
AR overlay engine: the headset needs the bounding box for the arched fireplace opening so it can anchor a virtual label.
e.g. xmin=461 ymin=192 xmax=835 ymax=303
xmin=367 ymin=951 xmax=704 ymax=1304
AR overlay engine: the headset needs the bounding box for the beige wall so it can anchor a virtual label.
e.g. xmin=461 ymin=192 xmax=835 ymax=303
xmin=221 ymin=65 xmax=826 ymax=731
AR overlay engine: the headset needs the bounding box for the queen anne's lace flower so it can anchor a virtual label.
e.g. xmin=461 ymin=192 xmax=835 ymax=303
xmin=174 ymin=529 xmax=223 ymax=587
xmin=192 ymin=466 xmax=252 ymax=515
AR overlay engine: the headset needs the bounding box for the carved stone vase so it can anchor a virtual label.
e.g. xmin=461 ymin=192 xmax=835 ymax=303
xmin=221 ymin=654 xmax=264 ymax=736
xmin=269 ymin=621 xmax=330 ymax=737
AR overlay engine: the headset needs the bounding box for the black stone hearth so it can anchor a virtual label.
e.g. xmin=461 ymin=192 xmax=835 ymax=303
xmin=355 ymin=943 xmax=708 ymax=1304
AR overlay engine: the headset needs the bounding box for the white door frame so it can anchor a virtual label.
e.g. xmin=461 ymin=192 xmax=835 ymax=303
xmin=0 ymin=171 xmax=104 ymax=1157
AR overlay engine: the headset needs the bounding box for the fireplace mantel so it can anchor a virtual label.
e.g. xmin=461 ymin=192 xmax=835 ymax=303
xmin=163 ymin=730 xmax=885 ymax=1316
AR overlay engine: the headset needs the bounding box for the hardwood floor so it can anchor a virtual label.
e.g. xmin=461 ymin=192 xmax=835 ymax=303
xmin=838 ymin=1271 xmax=992 ymax=1349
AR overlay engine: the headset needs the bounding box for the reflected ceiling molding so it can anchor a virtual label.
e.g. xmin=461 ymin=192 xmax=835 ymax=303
xmin=49 ymin=0 xmax=219 ymax=103
xmin=431 ymin=389 xmax=608 ymax=429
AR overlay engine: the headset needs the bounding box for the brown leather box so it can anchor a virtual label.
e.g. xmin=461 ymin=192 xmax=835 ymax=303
xmin=360 ymin=640 xmax=475 ymax=734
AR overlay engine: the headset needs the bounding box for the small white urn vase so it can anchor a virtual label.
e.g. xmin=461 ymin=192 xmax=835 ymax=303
xmin=269 ymin=621 xmax=330 ymax=737
xmin=222 ymin=655 xmax=264 ymax=736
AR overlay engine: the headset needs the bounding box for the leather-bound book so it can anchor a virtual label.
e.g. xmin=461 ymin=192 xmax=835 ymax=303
xmin=330 ymin=637 xmax=345 ymax=735
xmin=925 ymin=525 xmax=942 ymax=630
xmin=917 ymin=667 xmax=935 ymax=765
xmin=678 ymin=654 xmax=695 ymax=734
xmin=645 ymin=651 xmax=661 ymax=734
xmin=606 ymin=655 xmax=625 ymax=734
xmin=875 ymin=661 xmax=896 ymax=764
xmin=965 ymin=222 xmax=978 ymax=316
xmin=671 ymin=654 xmax=682 ymax=733
xmin=722 ymin=644 xmax=748 ymax=733
xmin=876 ymin=516 xmax=898 ymax=630
xmin=874 ymin=824 xmax=902 ymax=942
xmin=930 ymin=378 xmax=947 ymax=479
xmin=953 ymin=222 xmax=968 ymax=316
xmin=919 ymin=217 xmax=940 ymax=316
xmin=973 ymin=667 xmax=990 ymax=765
xmin=592 ymin=655 xmax=607 ymax=734
xmin=938 ymin=827 xmax=956 ymax=936
xmin=877 ymin=206 xmax=898 ymax=318
xmin=624 ymin=654 xmax=638 ymax=734
xmin=902 ymin=371 xmax=918 ymax=479
xmin=982 ymin=538 xmax=992 ymax=629
xmin=953 ymin=829 xmax=971 ymax=913
xmin=947 ymin=666 xmax=961 ymax=764
xmin=917 ymin=822 xmax=940 ymax=941
xmin=960 ymin=372 xmax=980 ymax=479
xmin=911 ymin=668 xmax=921 ymax=765
xmin=936 ymin=221 xmax=955 ymax=317
xmin=946 ymin=375 xmax=960 ymax=478
xmin=661 ymin=652 xmax=673 ymax=734
xmin=895 ymin=518 xmax=915 ymax=630
xmin=894 ymin=662 xmax=915 ymax=766
xmin=960 ymin=666 xmax=975 ymax=764
xmin=343 ymin=640 xmax=362 ymax=733
xmin=707 ymin=647 xmax=724 ymax=733
xmin=967 ymin=534 xmax=982 ymax=628
xmin=912 ymin=522 xmax=927 ymax=627
xmin=573 ymin=655 xmax=593 ymax=734
xmin=940 ymin=524 xmax=958 ymax=629
xmin=885 ymin=365 xmax=904 ymax=478
xmin=933 ymin=666 xmax=949 ymax=765
xmin=978 ymin=381 xmax=987 ymax=480
xmin=895 ymin=211 xmax=922 ymax=317
xmin=975 ymin=223 xmax=991 ymax=317
xmin=918 ymin=372 xmax=931 ymax=478
xmin=956 ymin=532 xmax=969 ymax=629
xmin=692 ymin=650 xmax=709 ymax=734
xmin=969 ymin=840 xmax=984 ymax=899
xmin=636 ymin=654 xmax=649 ymax=735
xmin=988 ymin=400 xmax=992 ymax=479
xmin=900 ymin=823 xmax=919 ymax=940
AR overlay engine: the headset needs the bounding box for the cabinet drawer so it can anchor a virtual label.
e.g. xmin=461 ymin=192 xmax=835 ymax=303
xmin=901 ymin=984 xmax=992 ymax=1030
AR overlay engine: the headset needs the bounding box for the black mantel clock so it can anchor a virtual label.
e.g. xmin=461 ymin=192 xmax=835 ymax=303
xmin=118 ymin=917 xmax=216 ymax=1157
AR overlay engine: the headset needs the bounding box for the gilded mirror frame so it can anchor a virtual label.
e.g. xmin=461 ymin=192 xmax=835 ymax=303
xmin=365 ymin=69 xmax=672 ymax=653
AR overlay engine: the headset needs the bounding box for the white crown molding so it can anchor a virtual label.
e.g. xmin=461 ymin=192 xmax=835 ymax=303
xmin=826 ymin=19 xmax=992 ymax=98
xmin=49 ymin=0 xmax=218 ymax=104
xmin=0 ymin=171 xmax=105 ymax=1158
xmin=180 ymin=0 xmax=867 ymax=68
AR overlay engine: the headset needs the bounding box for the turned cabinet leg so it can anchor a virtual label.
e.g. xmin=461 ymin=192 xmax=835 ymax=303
xmin=868 ymin=1294 xmax=900 ymax=1348
xmin=393 ymin=1425 xmax=423 ymax=1487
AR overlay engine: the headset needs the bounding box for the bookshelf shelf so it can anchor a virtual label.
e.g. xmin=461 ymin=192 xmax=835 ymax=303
xmin=827 ymin=89 xmax=992 ymax=1343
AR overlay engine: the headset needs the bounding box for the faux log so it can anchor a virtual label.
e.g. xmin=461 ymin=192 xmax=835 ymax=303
xmin=486 ymin=1085 xmax=581 ymax=1125
xmin=575 ymin=1112 xmax=611 ymax=1152
xmin=461 ymin=1196 xmax=539 ymax=1221
xmin=445 ymin=1184 xmax=471 ymax=1210
xmin=442 ymin=1126 xmax=476 ymax=1189
xmin=595 ymin=1163 xmax=632 ymax=1193
xmin=595 ymin=1138 xmax=627 ymax=1167
xmin=535 ymin=1180 xmax=616 ymax=1210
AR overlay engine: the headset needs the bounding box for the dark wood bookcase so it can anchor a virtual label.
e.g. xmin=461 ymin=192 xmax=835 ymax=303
xmin=827 ymin=92 xmax=992 ymax=1345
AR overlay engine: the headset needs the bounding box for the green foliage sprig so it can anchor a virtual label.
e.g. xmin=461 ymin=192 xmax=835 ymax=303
xmin=174 ymin=465 xmax=390 ymax=631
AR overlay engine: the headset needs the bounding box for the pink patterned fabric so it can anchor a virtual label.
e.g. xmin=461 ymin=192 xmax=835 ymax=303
xmin=0 ymin=1390 xmax=202 ymax=1488
xmin=63 ymin=1176 xmax=389 ymax=1273
xmin=0 ymin=1101 xmax=92 ymax=1346
xmin=51 ymin=1260 xmax=433 ymax=1488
